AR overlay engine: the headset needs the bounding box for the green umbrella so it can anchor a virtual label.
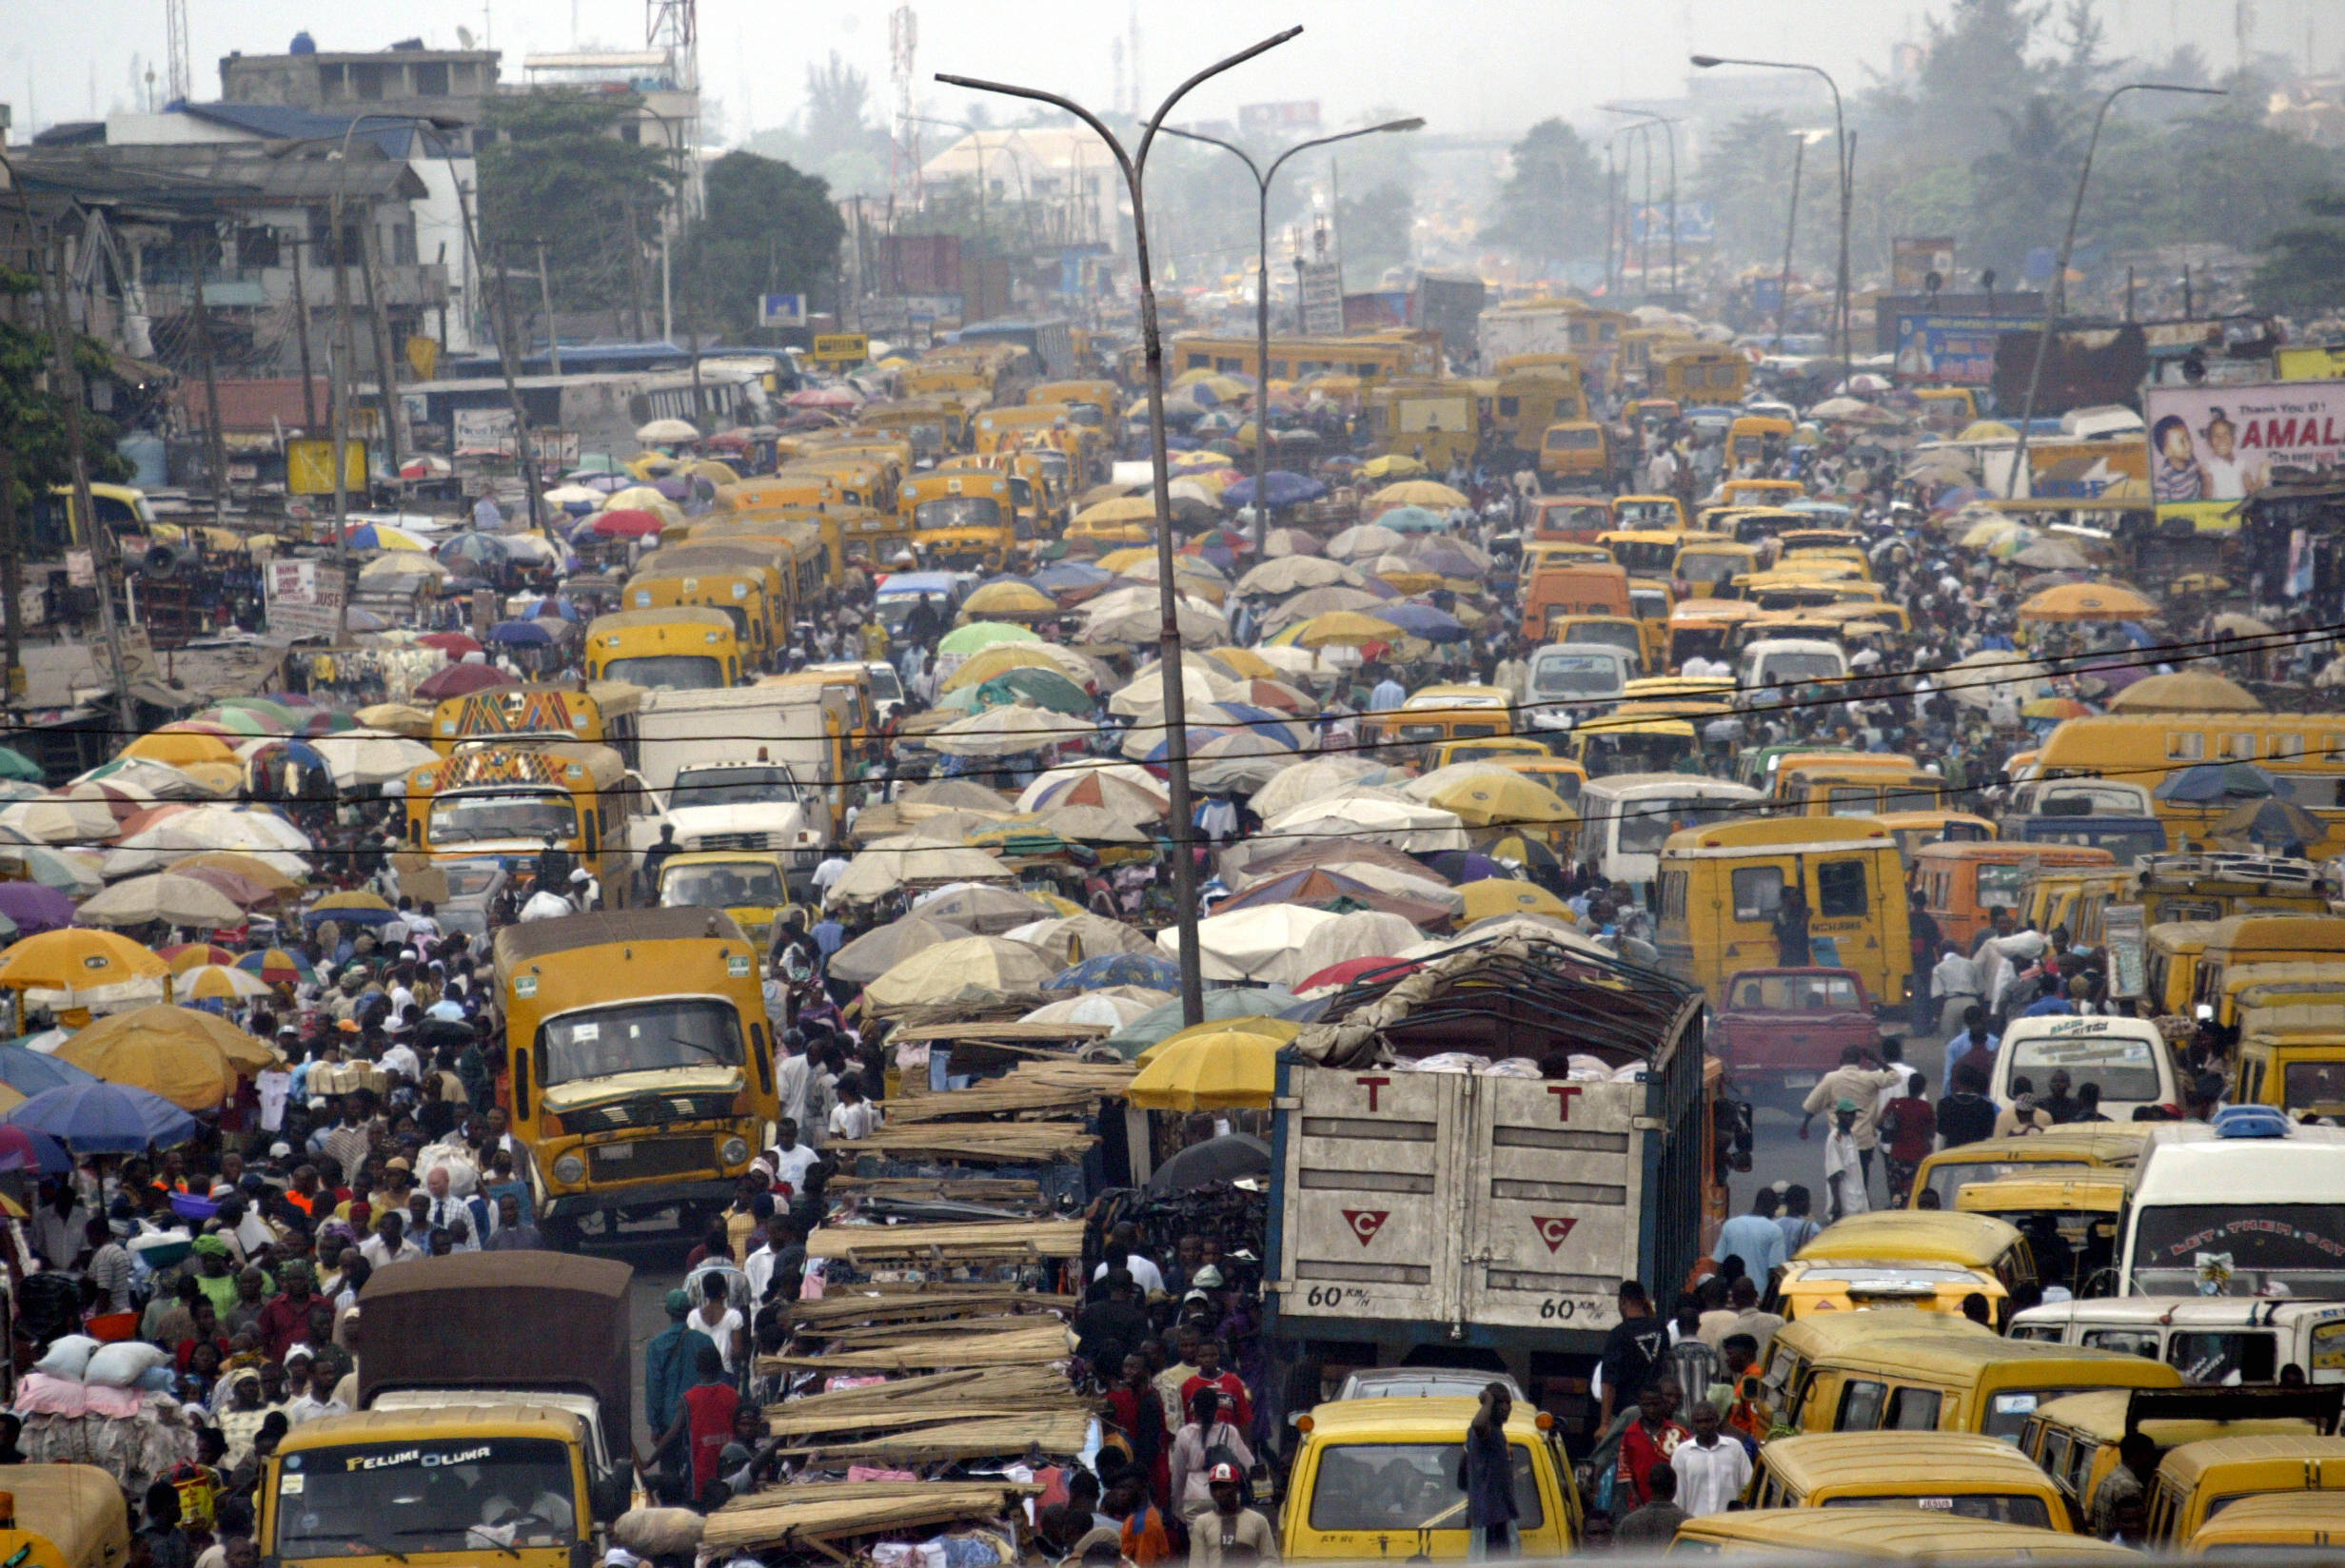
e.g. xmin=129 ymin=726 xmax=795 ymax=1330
xmin=189 ymin=708 xmax=275 ymax=736
xmin=975 ymin=669 xmax=1092 ymax=715
xmin=938 ymin=621 xmax=1043 ymax=657
xmin=0 ymin=846 xmax=103 ymax=895
xmin=1105 ymin=987 xmax=1298 ymax=1059
xmin=0 ymin=748 xmax=43 ymax=784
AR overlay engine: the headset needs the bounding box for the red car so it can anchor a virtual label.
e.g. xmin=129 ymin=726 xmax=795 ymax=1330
xmin=1713 ymin=967 xmax=1880 ymax=1107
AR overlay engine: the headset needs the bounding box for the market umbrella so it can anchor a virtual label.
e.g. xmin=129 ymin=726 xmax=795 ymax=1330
xmin=942 ymin=642 xmax=1102 ymax=694
xmin=233 ymin=948 xmax=316 ymax=986
xmin=0 ymin=748 xmax=42 ymax=785
xmin=178 ymin=853 xmax=305 ymax=894
xmin=2021 ymin=696 xmax=2094 ymax=721
xmin=961 ymin=581 xmax=1059 ymax=619
xmin=1158 ymin=904 xmax=1340 ymax=987
xmin=1293 ymin=955 xmax=1420 ymax=995
xmin=339 ymin=522 xmax=429 ymax=552
xmin=1104 ymin=987 xmax=1298 ymax=1056
xmin=1250 ymin=757 xmax=1394 ymax=820
xmin=417 ymin=632 xmax=483 ymax=658
xmin=0 ymin=882 xmax=77 ymax=934
xmin=636 ymin=417 xmax=702 ymax=442
xmin=863 ymin=934 xmax=1054 ymax=1011
xmin=1359 ymin=454 xmax=1428 ymax=480
xmin=926 ymin=703 xmax=1090 ymax=758
xmin=353 ymin=702 xmax=434 ymax=737
xmin=591 ymin=507 xmax=665 ymax=539
xmin=2214 ymin=797 xmax=2328 ymax=848
xmin=2155 ymin=762 xmax=2278 ymax=804
xmin=1293 ymin=611 xmax=1402 ymax=649
xmin=0 ymin=847 xmax=105 ymax=896
xmin=1185 ymin=729 xmax=1303 ymax=794
xmin=1017 ymin=761 xmax=1170 ymax=819
xmin=1368 ymin=480 xmax=1468 ymax=512
xmin=0 ymin=1046 xmax=96 ymax=1096
xmin=3 ymin=1080 xmax=197 ymax=1152
xmin=822 ymin=848 xmax=1015 ymax=906
xmin=487 ymin=620 xmax=560 ymax=647
xmin=1042 ymin=952 xmax=1183 ymax=993
xmin=1128 ymin=1025 xmax=1296 ymax=1110
xmin=972 ymin=669 xmax=1092 ymax=716
xmin=2107 ymin=672 xmax=2262 ymax=714
xmin=1234 ymin=556 xmax=1363 ymax=597
xmin=309 ymin=731 xmax=441 ymax=789
xmin=825 ymin=913 xmax=975 ymax=986
xmin=937 ymin=621 xmax=1044 ymax=657
xmin=909 ymin=882 xmax=1054 ymax=933
xmin=1422 ymin=770 xmax=1576 ymax=833
xmin=1370 ymin=602 xmax=1468 ymax=641
xmin=2014 ymin=539 xmax=2091 ymax=571
xmin=1326 ymin=523 xmax=1405 ymax=560
xmin=52 ymin=1011 xmax=234 ymax=1110
xmin=74 ymin=872 xmax=246 ymax=930
xmin=1030 ymin=991 xmax=1171 ymax=1029
xmin=1214 ymin=868 xmax=1448 ymax=927
xmin=1458 ymin=879 xmax=1573 ymax=922
xmin=0 ymin=929 xmax=169 ymax=1005
xmin=2017 ymin=582 xmax=2158 ymax=622
xmin=157 ymin=942 xmax=240 ymax=973
xmin=305 ymin=890 xmax=400 ymax=926
xmin=1000 ymin=911 xmax=1158 ymax=966
xmin=1219 ymin=470 xmax=1324 ymax=510
xmin=414 ymin=663 xmax=512 ymax=702
xmin=1374 ymin=504 xmax=1449 ymax=535
xmin=174 ymin=964 xmax=276 ymax=1003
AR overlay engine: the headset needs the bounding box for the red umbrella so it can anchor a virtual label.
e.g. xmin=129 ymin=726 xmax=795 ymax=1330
xmin=789 ymin=386 xmax=861 ymax=409
xmin=179 ymin=865 xmax=275 ymax=909
xmin=1294 ymin=955 xmax=1419 ymax=994
xmin=414 ymin=663 xmax=513 ymax=702
xmin=418 ymin=632 xmax=483 ymax=658
xmin=592 ymin=507 xmax=664 ymax=539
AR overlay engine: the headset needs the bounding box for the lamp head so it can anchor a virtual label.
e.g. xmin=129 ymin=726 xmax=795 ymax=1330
xmin=1690 ymin=54 xmax=1723 ymax=69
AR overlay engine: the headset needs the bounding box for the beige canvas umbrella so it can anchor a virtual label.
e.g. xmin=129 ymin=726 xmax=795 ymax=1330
xmin=999 ymin=911 xmax=1158 ymax=966
xmin=1082 ymin=588 xmax=1229 ymax=646
xmin=864 ymin=935 xmax=1054 ymax=1011
xmin=1157 ymin=904 xmax=1339 ymax=987
xmin=826 ymin=913 xmax=975 ymax=985
xmin=1020 ymin=990 xmax=1165 ymax=1028
xmin=1234 ymin=556 xmax=1365 ymax=597
xmin=822 ymin=847 xmax=1014 ymax=906
xmin=926 ymin=704 xmax=1092 ymax=758
xmin=310 ymin=730 xmax=443 ymax=787
xmin=0 ymin=795 xmax=119 ymax=845
xmin=911 ymin=881 xmax=1055 ymax=934
xmin=1262 ymin=795 xmax=1471 ymax=853
xmin=898 ymin=778 xmax=1017 ymax=812
xmin=75 ymin=872 xmax=247 ymax=929
xmin=2107 ymin=671 xmax=2261 ymax=714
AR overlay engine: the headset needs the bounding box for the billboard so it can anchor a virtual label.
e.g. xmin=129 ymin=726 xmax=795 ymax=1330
xmin=1892 ymin=313 xmax=2005 ymax=386
xmin=1239 ymin=101 xmax=1321 ymax=138
xmin=1297 ymin=260 xmax=1345 ymax=335
xmin=1892 ymin=236 xmax=1957 ymax=294
xmin=1628 ymin=203 xmax=1716 ymax=245
xmin=2142 ymin=380 xmax=2345 ymax=534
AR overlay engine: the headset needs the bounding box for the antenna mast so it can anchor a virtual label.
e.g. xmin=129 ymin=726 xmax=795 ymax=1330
xmin=164 ymin=0 xmax=191 ymax=106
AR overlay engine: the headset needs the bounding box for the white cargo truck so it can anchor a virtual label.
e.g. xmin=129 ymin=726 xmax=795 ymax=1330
xmin=632 ymin=685 xmax=846 ymax=886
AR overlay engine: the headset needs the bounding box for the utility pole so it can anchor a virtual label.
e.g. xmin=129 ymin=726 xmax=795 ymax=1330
xmin=183 ymin=230 xmax=230 ymax=525
xmin=0 ymin=447 xmax=24 ymax=701
xmin=1774 ymin=134 xmax=1805 ymax=352
xmin=357 ymin=215 xmax=404 ymax=492
xmin=535 ymin=240 xmax=562 ymax=375
xmin=288 ymin=228 xmax=318 ymax=431
xmin=486 ymin=245 xmax=546 ymax=533
xmin=327 ymin=190 xmax=359 ymax=641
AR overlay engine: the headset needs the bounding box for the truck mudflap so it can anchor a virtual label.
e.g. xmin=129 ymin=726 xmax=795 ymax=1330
xmin=1269 ymin=1067 xmax=1654 ymax=1341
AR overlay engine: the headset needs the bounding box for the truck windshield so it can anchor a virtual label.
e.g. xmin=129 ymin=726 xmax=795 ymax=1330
xmin=1677 ymin=551 xmax=1744 ymax=584
xmin=1616 ymin=500 xmax=1677 ymax=527
xmin=1529 ymin=652 xmax=1621 ymax=698
xmin=274 ymin=1437 xmax=576 ymax=1558
xmin=541 ymin=996 xmax=743 ymax=1086
xmin=603 ymin=655 xmax=725 ymax=690
xmin=1307 ymin=1441 xmax=1544 ymax=1532
xmin=1617 ymin=797 xmax=1710 ymax=856
xmin=662 ymin=862 xmax=786 ymax=909
xmin=430 ymin=793 xmax=574 ymax=845
xmin=915 ymin=498 xmax=1002 ymax=531
xmin=2132 ymin=1204 xmax=2345 ymax=1297
xmin=1758 ymin=651 xmax=1843 ymax=681
xmin=2006 ymin=1033 xmax=2163 ymax=1103
xmin=672 ymin=765 xmax=800 ymax=806
xmin=1818 ymin=1495 xmax=2053 ymax=1529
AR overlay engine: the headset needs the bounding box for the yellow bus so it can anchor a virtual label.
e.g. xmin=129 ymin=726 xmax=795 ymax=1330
xmin=2191 ymin=913 xmax=2345 ymax=1026
xmin=581 ymin=606 xmax=741 ymax=691
xmin=622 ymin=560 xmax=781 ymax=667
xmin=1657 ymin=814 xmax=1912 ymax=1008
xmin=492 ymin=907 xmax=776 ymax=1241
xmin=1169 ymin=332 xmax=1438 ymax=383
xmin=430 ymin=681 xmax=642 ymax=765
xmin=1656 ymin=343 xmax=1750 ymax=403
xmin=403 ymin=743 xmax=639 ymax=896
xmin=900 ymin=470 xmax=1018 ymax=572
xmin=2037 ymin=714 xmax=2345 ymax=856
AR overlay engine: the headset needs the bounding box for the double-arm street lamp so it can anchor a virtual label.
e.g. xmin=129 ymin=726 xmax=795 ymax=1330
xmin=939 ymin=27 xmax=1304 ymax=1027
xmin=1158 ymin=116 xmax=1424 ymax=553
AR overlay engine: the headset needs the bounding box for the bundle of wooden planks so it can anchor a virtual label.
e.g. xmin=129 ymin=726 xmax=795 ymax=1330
xmin=805 ymin=1217 xmax=1088 ymax=1262
xmin=702 ymin=1479 xmax=1038 ymax=1554
xmin=843 ymin=1121 xmax=1098 ymax=1164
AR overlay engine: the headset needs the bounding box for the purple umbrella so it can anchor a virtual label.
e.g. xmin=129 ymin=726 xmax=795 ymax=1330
xmin=0 ymin=881 xmax=77 ymax=934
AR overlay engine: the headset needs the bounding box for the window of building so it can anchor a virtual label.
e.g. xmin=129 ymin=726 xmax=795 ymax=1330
xmin=410 ymin=60 xmax=449 ymax=96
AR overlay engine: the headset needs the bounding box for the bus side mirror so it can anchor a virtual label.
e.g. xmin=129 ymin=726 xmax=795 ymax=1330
xmin=514 ymin=1047 xmax=533 ymax=1121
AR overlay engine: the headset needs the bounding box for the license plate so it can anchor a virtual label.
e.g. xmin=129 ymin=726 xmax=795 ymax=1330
xmin=1786 ymin=1073 xmax=1820 ymax=1088
xmin=597 ymin=1142 xmax=635 ymax=1162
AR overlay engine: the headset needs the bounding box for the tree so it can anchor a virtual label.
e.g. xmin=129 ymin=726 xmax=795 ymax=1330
xmin=676 ymin=151 xmax=846 ymax=338
xmin=477 ymin=90 xmax=679 ymax=318
xmin=1689 ymin=113 xmax=1812 ymax=272
xmin=1481 ymin=118 xmax=1606 ymax=265
xmin=2253 ymin=191 xmax=2345 ymax=316
xmin=0 ymin=265 xmax=130 ymax=517
xmin=1338 ymin=183 xmax=1414 ymax=286
xmin=743 ymin=52 xmax=893 ymax=199
xmin=1965 ymin=94 xmax=2085 ymax=277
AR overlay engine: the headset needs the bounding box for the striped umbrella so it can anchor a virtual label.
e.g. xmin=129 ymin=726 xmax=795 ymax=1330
xmin=234 ymin=948 xmax=316 ymax=986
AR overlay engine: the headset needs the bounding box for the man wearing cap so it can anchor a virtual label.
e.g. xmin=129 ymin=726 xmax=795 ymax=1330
xmin=643 ymin=1289 xmax=717 ymax=1496
xmin=1189 ymin=1463 xmax=1274 ymax=1567
xmin=570 ymin=866 xmax=601 ymax=911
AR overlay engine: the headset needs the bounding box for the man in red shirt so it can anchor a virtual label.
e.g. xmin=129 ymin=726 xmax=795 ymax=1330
xmin=1176 ymin=1336 xmax=1253 ymax=1431
xmin=1614 ymin=1381 xmax=1688 ymax=1512
xmin=653 ymin=1344 xmax=739 ymax=1506
xmin=253 ymin=1260 xmax=323 ymax=1363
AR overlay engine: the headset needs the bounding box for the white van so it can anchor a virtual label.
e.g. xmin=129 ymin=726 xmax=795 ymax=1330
xmin=1523 ymin=643 xmax=1634 ymax=727
xmin=2118 ymin=1114 xmax=2345 ymax=1298
xmin=1737 ymin=637 xmax=1847 ymax=693
xmin=1576 ymin=774 xmax=1764 ymax=899
xmin=2009 ymin=1297 xmax=2345 ymax=1384
xmin=1990 ymin=1015 xmax=2181 ymax=1123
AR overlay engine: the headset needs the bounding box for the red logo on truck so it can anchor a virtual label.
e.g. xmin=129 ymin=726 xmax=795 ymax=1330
xmin=1531 ymin=1215 xmax=1578 ymax=1252
xmin=1343 ymin=1209 xmax=1389 ymax=1245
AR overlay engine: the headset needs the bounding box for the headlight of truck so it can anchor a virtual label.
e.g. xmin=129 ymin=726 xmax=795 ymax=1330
xmin=552 ymin=1153 xmax=586 ymax=1184
xmin=720 ymin=1136 xmax=750 ymax=1166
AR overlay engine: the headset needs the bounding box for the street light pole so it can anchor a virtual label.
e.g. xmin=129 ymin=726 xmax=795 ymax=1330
xmin=1160 ymin=117 xmax=1424 ymax=555
xmin=941 ymin=25 xmax=1304 ymax=1029
xmin=1691 ymin=55 xmax=1850 ymax=389
xmin=1603 ymin=108 xmax=1679 ymax=302
xmin=2010 ymin=81 xmax=2225 ymax=494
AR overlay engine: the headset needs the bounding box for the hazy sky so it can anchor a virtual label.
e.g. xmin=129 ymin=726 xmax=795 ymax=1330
xmin=6 ymin=0 xmax=2307 ymax=145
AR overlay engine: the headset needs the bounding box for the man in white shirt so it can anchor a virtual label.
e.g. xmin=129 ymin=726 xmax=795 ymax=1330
xmin=420 ymin=1166 xmax=487 ymax=1251
xmin=1368 ymin=673 xmax=1408 ymax=712
xmin=810 ymin=854 xmax=850 ymax=898
xmin=378 ymin=1037 xmax=422 ymax=1086
xmin=358 ymin=1212 xmax=425 ymax=1269
xmin=1090 ymin=1222 xmax=1166 ymax=1295
xmin=774 ymin=1033 xmax=813 ymax=1129
xmin=1669 ymin=1401 xmax=1750 ymax=1517
xmin=282 ymin=1350 xmax=351 ymax=1427
xmin=764 ymin=1121 xmax=820 ymax=1197
xmin=827 ymin=1074 xmax=882 ymax=1141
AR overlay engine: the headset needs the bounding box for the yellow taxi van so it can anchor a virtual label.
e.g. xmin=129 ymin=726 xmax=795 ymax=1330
xmin=1279 ymin=1396 xmax=1578 ymax=1558
xmin=2020 ymin=1387 xmax=2332 ymax=1535
xmin=2184 ymin=1491 xmax=2345 ymax=1553
xmin=1773 ymin=1211 xmax=2035 ymax=1327
xmin=1742 ymin=1430 xmax=2071 ymax=1528
xmin=1753 ymin=1314 xmax=1994 ymax=1438
xmin=1787 ymin=1332 xmax=2184 ymax=1443
xmin=2148 ymin=1435 xmax=2345 ymax=1545
xmin=1657 ymin=814 xmax=1911 ymax=1009
xmin=1908 ymin=1127 xmax=2147 ymax=1212
xmin=1954 ymin=1172 xmax=2128 ymax=1297
xmin=1668 ymin=1508 xmax=2135 ymax=1559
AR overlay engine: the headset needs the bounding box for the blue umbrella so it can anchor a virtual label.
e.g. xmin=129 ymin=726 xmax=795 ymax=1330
xmin=2156 ymin=762 xmax=2276 ymax=804
xmin=1031 ymin=560 xmax=1113 ymax=594
xmin=1221 ymin=471 xmax=1326 ymax=510
xmin=1105 ymin=986 xmax=1298 ymax=1057
xmin=1042 ymin=952 xmax=1183 ymax=993
xmin=1377 ymin=504 xmax=1449 ymax=534
xmin=1422 ymin=850 xmax=1508 ymax=883
xmin=1372 ymin=602 xmax=1468 ymax=642
xmin=487 ymin=620 xmax=558 ymax=646
xmin=5 ymin=1080 xmax=199 ymax=1152
xmin=0 ymin=1045 xmax=98 ymax=1096
xmin=437 ymin=532 xmax=515 ymax=569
